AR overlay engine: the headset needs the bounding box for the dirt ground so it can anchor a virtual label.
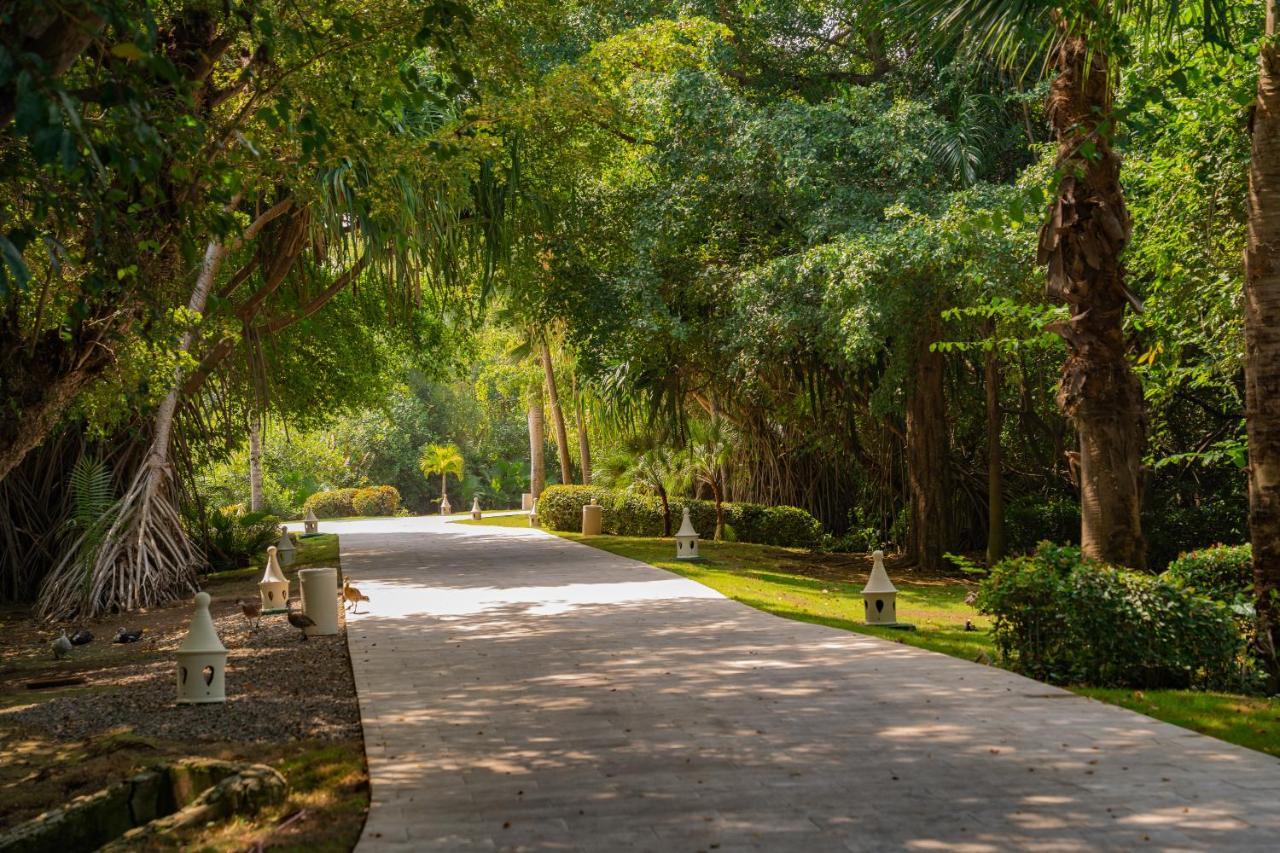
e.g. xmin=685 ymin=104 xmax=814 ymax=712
xmin=0 ymin=535 xmax=369 ymax=851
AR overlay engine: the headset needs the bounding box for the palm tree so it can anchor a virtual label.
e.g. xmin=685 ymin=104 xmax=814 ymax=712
xmin=1246 ymin=4 xmax=1280 ymax=685
xmin=540 ymin=336 xmax=574 ymax=485
xmin=687 ymin=420 xmax=733 ymax=541
xmin=899 ymin=1 xmax=1225 ymax=569
xmin=419 ymin=444 xmax=465 ymax=514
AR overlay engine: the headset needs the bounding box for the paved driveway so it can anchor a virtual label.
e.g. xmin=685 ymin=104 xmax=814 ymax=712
xmin=328 ymin=515 xmax=1280 ymax=851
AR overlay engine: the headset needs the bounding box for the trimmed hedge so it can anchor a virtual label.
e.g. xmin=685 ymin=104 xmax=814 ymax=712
xmin=352 ymin=485 xmax=401 ymax=516
xmin=978 ymin=543 xmax=1242 ymax=690
xmin=303 ymin=488 xmax=360 ymax=518
xmin=1164 ymin=544 xmax=1252 ymax=603
xmin=304 ymin=485 xmax=401 ymax=518
xmin=536 ymin=485 xmax=822 ymax=548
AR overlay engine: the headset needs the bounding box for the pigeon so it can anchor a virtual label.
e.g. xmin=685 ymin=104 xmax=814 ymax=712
xmin=69 ymin=630 xmax=93 ymax=646
xmin=51 ymin=632 xmax=73 ymax=660
xmin=286 ymin=599 xmax=315 ymax=640
xmin=342 ymin=580 xmax=370 ymax=614
xmin=113 ymin=627 xmax=144 ymax=644
xmin=237 ymin=597 xmax=262 ymax=630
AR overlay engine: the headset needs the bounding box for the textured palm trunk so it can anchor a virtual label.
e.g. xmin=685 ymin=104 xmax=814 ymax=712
xmin=528 ymin=383 xmax=546 ymax=500
xmin=248 ymin=412 xmax=264 ymax=512
xmin=572 ymin=373 xmax=592 ymax=485
xmin=905 ymin=324 xmax=950 ymax=572
xmin=540 ymin=340 xmax=573 ymax=485
xmin=1041 ymin=32 xmax=1146 ymax=569
xmin=985 ymin=322 xmax=1006 ymax=565
xmin=1245 ymin=0 xmax=1280 ymax=684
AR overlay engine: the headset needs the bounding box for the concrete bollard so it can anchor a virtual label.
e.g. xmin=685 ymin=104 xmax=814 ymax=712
xmin=299 ymin=568 xmax=339 ymax=635
xmin=582 ymin=503 xmax=603 ymax=536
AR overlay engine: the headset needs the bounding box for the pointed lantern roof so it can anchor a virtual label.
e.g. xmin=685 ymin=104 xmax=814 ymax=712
xmin=675 ymin=507 xmax=698 ymax=539
xmin=304 ymin=507 xmax=318 ymax=523
xmin=179 ymin=591 xmax=227 ymax=654
xmin=861 ymin=550 xmax=897 ymax=594
xmin=260 ymin=545 xmax=287 ymax=584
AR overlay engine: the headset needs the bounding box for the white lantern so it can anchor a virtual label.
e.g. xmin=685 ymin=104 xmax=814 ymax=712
xmin=582 ymin=502 xmax=603 ymax=536
xmin=471 ymin=496 xmax=482 ymax=520
xmin=275 ymin=526 xmax=296 ymax=567
xmin=675 ymin=507 xmax=700 ymax=560
xmin=529 ymin=499 xmax=539 ymax=527
xmin=303 ymin=507 xmax=319 ymax=535
xmin=440 ymin=494 xmax=453 ymax=515
xmin=861 ymin=550 xmax=899 ymax=626
xmin=259 ymin=545 xmax=289 ymax=613
xmin=176 ymin=592 xmax=227 ymax=704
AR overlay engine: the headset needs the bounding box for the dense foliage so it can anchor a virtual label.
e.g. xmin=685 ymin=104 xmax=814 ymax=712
xmin=539 ymin=485 xmax=823 ymax=548
xmin=978 ymin=545 xmax=1244 ymax=689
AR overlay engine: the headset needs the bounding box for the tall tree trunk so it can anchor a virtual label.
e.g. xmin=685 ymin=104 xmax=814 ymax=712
xmin=541 ymin=339 xmax=573 ymax=484
xmin=1041 ymin=31 xmax=1146 ymax=569
xmin=1245 ymin=0 xmax=1280 ymax=685
xmin=528 ymin=383 xmax=546 ymax=500
xmin=248 ymin=411 xmax=264 ymax=512
xmin=906 ymin=324 xmax=950 ymax=573
xmin=572 ymin=373 xmax=592 ymax=485
xmin=985 ymin=321 xmax=1006 ymax=565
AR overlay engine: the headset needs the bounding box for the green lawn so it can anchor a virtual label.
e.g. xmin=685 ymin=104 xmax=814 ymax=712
xmin=452 ymin=514 xmax=532 ymax=528
xmin=457 ymin=518 xmax=1280 ymax=759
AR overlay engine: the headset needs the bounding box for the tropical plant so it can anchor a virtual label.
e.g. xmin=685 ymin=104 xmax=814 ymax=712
xmin=419 ymin=443 xmax=466 ymax=509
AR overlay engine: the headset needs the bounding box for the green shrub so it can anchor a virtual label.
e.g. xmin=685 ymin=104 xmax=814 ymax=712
xmin=353 ymin=485 xmax=402 ymax=517
xmin=978 ymin=543 xmax=1242 ymax=690
xmin=200 ymin=508 xmax=281 ymax=573
xmin=303 ymin=488 xmax=360 ymax=518
xmin=1164 ymin=544 xmax=1252 ymax=602
xmin=537 ymin=485 xmax=822 ymax=548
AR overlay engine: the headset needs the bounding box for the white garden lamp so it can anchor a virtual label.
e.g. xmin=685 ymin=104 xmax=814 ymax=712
xmin=176 ymin=592 xmax=227 ymax=704
xmin=675 ymin=507 xmax=700 ymax=560
xmin=303 ymin=507 xmax=319 ymax=535
xmin=440 ymin=494 xmax=453 ymax=515
xmin=471 ymin=496 xmax=482 ymax=520
xmin=529 ymin=499 xmax=539 ymax=527
xmin=861 ymin=550 xmax=899 ymax=626
xmin=521 ymin=492 xmax=533 ymax=511
xmin=258 ymin=545 xmax=289 ymax=614
xmin=275 ymin=526 xmax=296 ymax=567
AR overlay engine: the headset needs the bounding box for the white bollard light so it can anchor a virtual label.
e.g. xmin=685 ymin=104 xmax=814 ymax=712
xmin=471 ymin=496 xmax=482 ymax=520
xmin=275 ymin=526 xmax=296 ymax=567
xmin=303 ymin=507 xmax=319 ymax=535
xmin=176 ymin=591 xmax=227 ymax=704
xmin=299 ymin=567 xmax=339 ymax=635
xmin=259 ymin=545 xmax=289 ymax=613
xmin=440 ymin=494 xmax=453 ymax=515
xmin=529 ymin=499 xmax=539 ymax=527
xmin=675 ymin=507 xmax=700 ymax=560
xmin=861 ymin=550 xmax=900 ymax=626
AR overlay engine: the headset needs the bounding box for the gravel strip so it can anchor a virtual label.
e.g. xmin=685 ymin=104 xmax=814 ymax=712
xmin=1 ymin=603 xmax=360 ymax=744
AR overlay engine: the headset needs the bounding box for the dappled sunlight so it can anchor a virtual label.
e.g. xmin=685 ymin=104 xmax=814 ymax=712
xmin=333 ymin=516 xmax=1280 ymax=849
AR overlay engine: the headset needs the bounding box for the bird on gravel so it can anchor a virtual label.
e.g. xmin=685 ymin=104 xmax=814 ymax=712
xmin=69 ymin=630 xmax=93 ymax=646
xmin=342 ymin=580 xmax=370 ymax=613
xmin=51 ymin=632 xmax=73 ymax=660
xmin=237 ymin=598 xmax=262 ymax=630
xmin=113 ymin=627 xmax=144 ymax=644
xmin=286 ymin=599 xmax=315 ymax=641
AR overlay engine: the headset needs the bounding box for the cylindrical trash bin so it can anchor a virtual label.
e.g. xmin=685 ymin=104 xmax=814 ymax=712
xmin=299 ymin=567 xmax=339 ymax=635
xmin=582 ymin=503 xmax=603 ymax=536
